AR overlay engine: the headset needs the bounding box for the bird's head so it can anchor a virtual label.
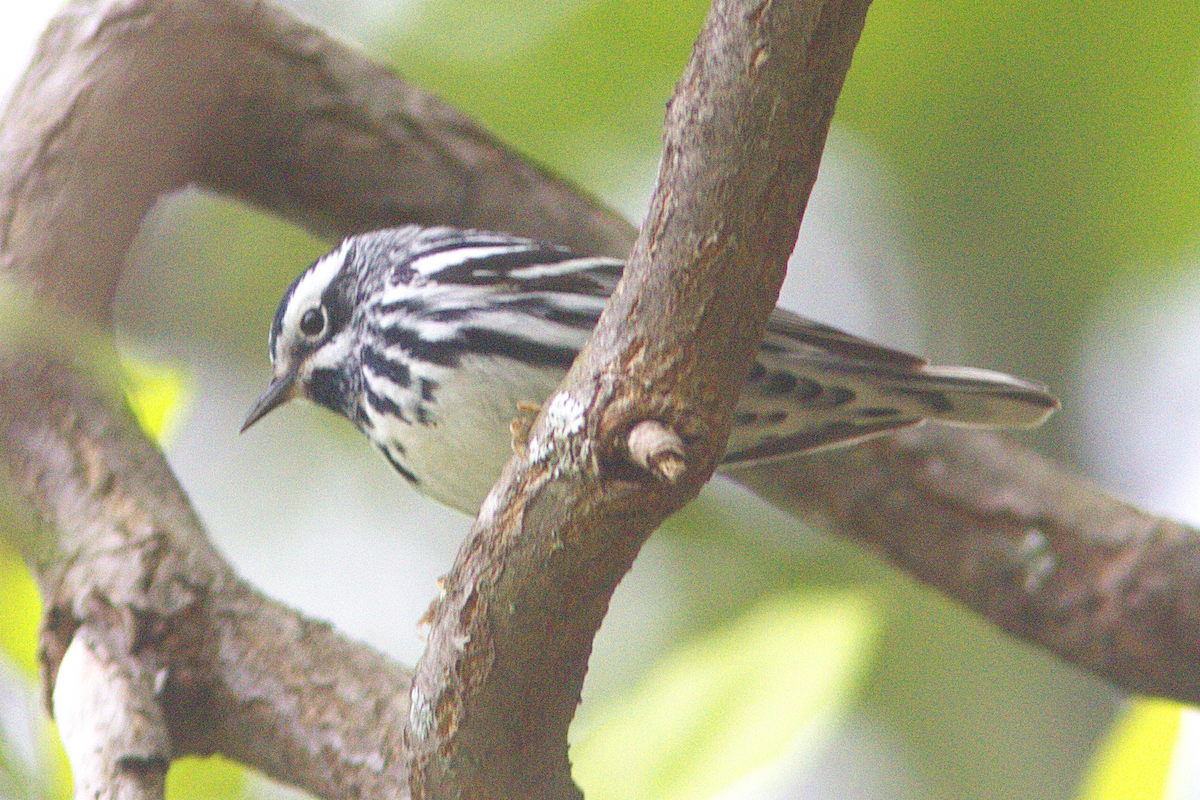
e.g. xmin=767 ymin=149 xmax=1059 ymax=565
xmin=242 ymin=235 xmax=376 ymax=433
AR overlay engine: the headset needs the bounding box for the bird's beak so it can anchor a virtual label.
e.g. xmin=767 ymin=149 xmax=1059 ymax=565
xmin=241 ymin=372 xmax=297 ymax=433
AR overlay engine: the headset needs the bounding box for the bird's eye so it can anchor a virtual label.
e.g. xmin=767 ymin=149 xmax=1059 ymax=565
xmin=299 ymin=307 xmax=327 ymax=338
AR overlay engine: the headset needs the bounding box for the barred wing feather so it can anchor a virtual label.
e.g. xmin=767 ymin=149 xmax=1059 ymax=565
xmin=723 ymin=309 xmax=1059 ymax=465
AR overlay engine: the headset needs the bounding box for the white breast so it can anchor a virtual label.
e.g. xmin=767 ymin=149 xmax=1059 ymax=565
xmin=365 ymin=355 xmax=570 ymax=513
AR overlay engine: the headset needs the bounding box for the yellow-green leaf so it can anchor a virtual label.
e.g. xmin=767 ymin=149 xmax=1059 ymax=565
xmin=0 ymin=547 xmax=40 ymax=679
xmin=573 ymin=590 xmax=878 ymax=800
xmin=166 ymin=755 xmax=246 ymax=800
xmin=119 ymin=356 xmax=191 ymax=444
xmin=1077 ymin=698 xmax=1182 ymax=800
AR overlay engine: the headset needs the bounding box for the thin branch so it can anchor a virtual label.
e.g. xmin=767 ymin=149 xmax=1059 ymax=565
xmin=54 ymin=630 xmax=170 ymax=800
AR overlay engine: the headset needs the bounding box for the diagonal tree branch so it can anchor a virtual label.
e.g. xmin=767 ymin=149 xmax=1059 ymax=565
xmin=728 ymin=426 xmax=1200 ymax=703
xmin=404 ymin=2 xmax=872 ymax=794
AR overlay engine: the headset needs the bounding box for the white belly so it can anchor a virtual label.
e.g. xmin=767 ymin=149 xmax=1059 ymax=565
xmin=368 ymin=355 xmax=569 ymax=513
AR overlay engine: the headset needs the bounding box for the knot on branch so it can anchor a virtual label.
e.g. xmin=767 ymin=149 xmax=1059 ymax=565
xmin=627 ymin=419 xmax=687 ymax=483
xmin=595 ymin=385 xmax=714 ymax=491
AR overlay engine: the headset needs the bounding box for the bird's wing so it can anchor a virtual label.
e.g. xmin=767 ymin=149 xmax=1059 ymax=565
xmin=722 ymin=308 xmax=1059 ymax=465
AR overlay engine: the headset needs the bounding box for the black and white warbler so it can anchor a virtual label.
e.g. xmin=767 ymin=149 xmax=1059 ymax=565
xmin=243 ymin=225 xmax=1058 ymax=513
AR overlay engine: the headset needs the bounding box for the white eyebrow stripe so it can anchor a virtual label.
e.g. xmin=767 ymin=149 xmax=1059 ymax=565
xmin=276 ymin=244 xmax=348 ymax=361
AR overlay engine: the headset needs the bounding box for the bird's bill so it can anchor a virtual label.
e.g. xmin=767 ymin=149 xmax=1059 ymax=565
xmin=241 ymin=373 xmax=296 ymax=433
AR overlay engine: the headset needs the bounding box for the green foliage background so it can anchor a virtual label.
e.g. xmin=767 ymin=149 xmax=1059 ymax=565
xmin=3 ymin=0 xmax=1198 ymax=798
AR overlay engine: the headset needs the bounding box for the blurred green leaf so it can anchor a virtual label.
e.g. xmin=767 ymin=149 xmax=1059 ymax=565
xmin=1076 ymin=698 xmax=1181 ymax=800
xmin=844 ymin=2 xmax=1200 ymax=278
xmin=572 ymin=590 xmax=879 ymax=800
xmin=1 ymin=549 xmax=72 ymax=800
xmin=0 ymin=548 xmax=40 ymax=680
xmin=119 ymin=355 xmax=191 ymax=445
xmin=382 ymin=0 xmax=708 ymax=202
xmin=166 ymin=755 xmax=246 ymax=800
xmin=837 ymin=0 xmax=1200 ymax=379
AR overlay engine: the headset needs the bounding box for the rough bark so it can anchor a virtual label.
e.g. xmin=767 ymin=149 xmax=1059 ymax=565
xmin=728 ymin=427 xmax=1200 ymax=702
xmin=0 ymin=342 xmax=412 ymax=796
xmin=1 ymin=0 xmax=1199 ymax=798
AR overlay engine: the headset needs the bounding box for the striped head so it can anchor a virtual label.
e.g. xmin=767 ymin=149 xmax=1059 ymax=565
xmin=242 ymin=230 xmax=393 ymax=434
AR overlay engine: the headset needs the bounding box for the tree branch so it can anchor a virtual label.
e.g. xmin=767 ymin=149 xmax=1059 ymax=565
xmin=404 ymin=1 xmax=870 ymax=795
xmin=727 ymin=427 xmax=1200 ymax=704
xmin=0 ymin=0 xmax=639 ymax=795
xmin=0 ymin=342 xmax=412 ymax=796
xmin=54 ymin=629 xmax=170 ymax=800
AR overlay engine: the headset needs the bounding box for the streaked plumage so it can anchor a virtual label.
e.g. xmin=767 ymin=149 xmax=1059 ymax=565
xmin=244 ymin=225 xmax=1058 ymax=513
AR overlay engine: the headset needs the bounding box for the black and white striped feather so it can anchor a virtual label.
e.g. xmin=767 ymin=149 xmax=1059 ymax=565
xmin=246 ymin=225 xmax=1058 ymax=513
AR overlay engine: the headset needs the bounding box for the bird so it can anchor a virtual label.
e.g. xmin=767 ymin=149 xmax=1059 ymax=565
xmin=242 ymin=225 xmax=1059 ymax=514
